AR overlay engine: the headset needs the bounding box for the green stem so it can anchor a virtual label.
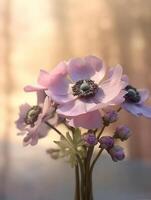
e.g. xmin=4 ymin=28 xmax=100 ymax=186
xmin=90 ymin=149 xmax=103 ymax=174
xmin=76 ymin=155 xmax=85 ymax=200
xmin=75 ymin=164 xmax=80 ymax=200
xmin=45 ymin=121 xmax=64 ymax=136
xmin=97 ymin=125 xmax=106 ymax=139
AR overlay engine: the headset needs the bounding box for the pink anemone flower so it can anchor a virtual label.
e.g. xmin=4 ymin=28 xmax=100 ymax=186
xmin=46 ymin=56 xmax=127 ymax=129
xmin=15 ymin=96 xmax=58 ymax=146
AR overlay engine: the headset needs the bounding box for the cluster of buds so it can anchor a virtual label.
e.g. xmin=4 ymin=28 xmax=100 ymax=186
xmin=98 ymin=125 xmax=131 ymax=162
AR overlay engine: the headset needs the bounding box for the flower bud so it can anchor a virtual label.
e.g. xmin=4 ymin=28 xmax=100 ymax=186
xmin=83 ymin=132 xmax=98 ymax=146
xmin=103 ymin=110 xmax=118 ymax=126
xmin=99 ymin=136 xmax=114 ymax=150
xmin=114 ymin=125 xmax=131 ymax=141
xmin=108 ymin=145 xmax=125 ymax=162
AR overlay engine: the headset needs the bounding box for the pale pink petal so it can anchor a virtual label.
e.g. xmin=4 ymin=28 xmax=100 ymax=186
xmin=101 ymin=65 xmax=127 ymax=103
xmin=57 ymin=98 xmax=100 ymax=116
xmin=68 ymin=110 xmax=102 ymax=129
xmin=67 ymin=57 xmax=95 ymax=81
xmin=46 ymin=89 xmax=75 ymax=104
xmin=52 ymin=61 xmax=68 ymax=76
xmin=24 ymin=85 xmax=47 ymax=92
xmin=42 ymin=96 xmax=51 ymax=116
xmin=48 ymin=73 xmax=70 ymax=95
xmin=121 ymin=74 xmax=129 ymax=84
xmin=37 ymin=69 xmax=52 ymax=87
xmin=138 ymin=89 xmax=150 ymax=104
xmin=57 ymin=99 xmax=86 ymax=116
xmin=85 ymin=55 xmax=106 ymax=83
xmin=109 ymin=90 xmax=127 ymax=105
xmin=37 ymin=91 xmax=46 ymax=104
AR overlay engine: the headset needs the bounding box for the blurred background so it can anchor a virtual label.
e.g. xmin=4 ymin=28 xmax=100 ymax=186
xmin=0 ymin=0 xmax=151 ymax=199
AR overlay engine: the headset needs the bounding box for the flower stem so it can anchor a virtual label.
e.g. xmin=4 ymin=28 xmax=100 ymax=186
xmin=97 ymin=125 xmax=106 ymax=139
xmin=76 ymin=155 xmax=85 ymax=200
xmin=90 ymin=148 xmax=103 ymax=174
xmin=74 ymin=164 xmax=80 ymax=200
xmin=45 ymin=121 xmax=65 ymax=138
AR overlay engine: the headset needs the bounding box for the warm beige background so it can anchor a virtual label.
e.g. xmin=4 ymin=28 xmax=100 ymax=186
xmin=0 ymin=0 xmax=151 ymax=198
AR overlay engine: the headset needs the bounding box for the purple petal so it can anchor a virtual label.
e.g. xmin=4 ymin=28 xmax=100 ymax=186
xmin=93 ymin=88 xmax=105 ymax=103
xmin=85 ymin=56 xmax=106 ymax=83
xmin=138 ymin=89 xmax=150 ymax=104
xmin=122 ymin=102 xmax=151 ymax=118
xmin=68 ymin=110 xmax=102 ymax=129
xmin=67 ymin=57 xmax=95 ymax=81
xmin=139 ymin=105 xmax=151 ymax=118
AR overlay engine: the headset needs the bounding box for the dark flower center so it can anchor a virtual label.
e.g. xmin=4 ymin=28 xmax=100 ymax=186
xmin=72 ymin=79 xmax=98 ymax=98
xmin=124 ymin=85 xmax=141 ymax=103
xmin=25 ymin=105 xmax=42 ymax=126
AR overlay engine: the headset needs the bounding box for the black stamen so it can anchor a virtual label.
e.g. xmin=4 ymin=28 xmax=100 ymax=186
xmin=24 ymin=105 xmax=42 ymax=126
xmin=72 ymin=79 xmax=98 ymax=98
xmin=124 ymin=85 xmax=141 ymax=103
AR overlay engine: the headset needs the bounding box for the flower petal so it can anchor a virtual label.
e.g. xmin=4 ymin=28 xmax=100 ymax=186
xmin=85 ymin=56 xmax=106 ymax=83
xmin=101 ymin=65 xmax=127 ymax=103
xmin=46 ymin=89 xmax=75 ymax=104
xmin=24 ymin=85 xmax=47 ymax=92
xmin=67 ymin=57 xmax=95 ymax=81
xmin=57 ymin=99 xmax=86 ymax=116
xmin=37 ymin=69 xmax=52 ymax=87
xmin=57 ymin=97 xmax=99 ymax=117
xmin=138 ymin=89 xmax=150 ymax=104
xmin=68 ymin=110 xmax=102 ymax=129
xmin=37 ymin=91 xmax=46 ymax=104
xmin=122 ymin=102 xmax=151 ymax=118
xmin=48 ymin=75 xmax=70 ymax=95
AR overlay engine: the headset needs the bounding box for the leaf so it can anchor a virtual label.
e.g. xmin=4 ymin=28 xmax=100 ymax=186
xmin=66 ymin=132 xmax=73 ymax=144
xmin=54 ymin=129 xmax=86 ymax=167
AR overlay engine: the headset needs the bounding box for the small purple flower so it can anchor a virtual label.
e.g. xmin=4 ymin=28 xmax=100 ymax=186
xmin=114 ymin=125 xmax=131 ymax=141
xmin=16 ymin=96 xmax=58 ymax=146
xmin=122 ymin=85 xmax=151 ymax=118
xmin=108 ymin=145 xmax=125 ymax=162
xmin=99 ymin=136 xmax=114 ymax=150
xmin=103 ymin=110 xmax=118 ymax=126
xmin=83 ymin=132 xmax=98 ymax=146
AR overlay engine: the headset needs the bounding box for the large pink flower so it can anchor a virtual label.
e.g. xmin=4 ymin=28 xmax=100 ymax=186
xmin=46 ymin=56 xmax=127 ymax=129
xmin=46 ymin=56 xmax=128 ymax=128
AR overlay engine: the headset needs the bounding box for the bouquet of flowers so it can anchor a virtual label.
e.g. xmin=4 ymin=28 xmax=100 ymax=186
xmin=16 ymin=56 xmax=151 ymax=200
